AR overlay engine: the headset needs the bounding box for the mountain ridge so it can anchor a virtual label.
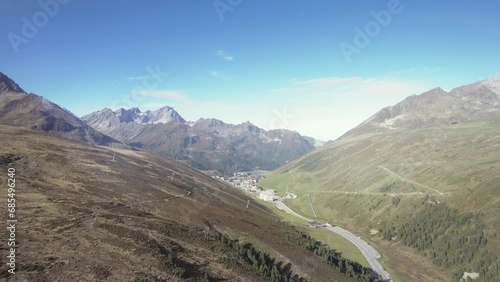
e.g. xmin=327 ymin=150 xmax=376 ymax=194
xmin=341 ymin=77 xmax=500 ymax=138
xmin=0 ymin=72 xmax=26 ymax=94
xmin=260 ymin=77 xmax=500 ymax=281
xmin=83 ymin=106 xmax=317 ymax=172
xmin=0 ymin=72 xmax=117 ymax=145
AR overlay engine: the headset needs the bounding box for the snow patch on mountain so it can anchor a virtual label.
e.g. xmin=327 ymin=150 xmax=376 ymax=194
xmin=272 ymin=137 xmax=282 ymax=144
xmin=380 ymin=115 xmax=406 ymax=129
xmin=40 ymin=97 xmax=54 ymax=111
xmin=96 ymin=106 xmax=186 ymax=126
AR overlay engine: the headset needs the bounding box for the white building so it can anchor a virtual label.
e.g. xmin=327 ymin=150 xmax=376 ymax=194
xmin=258 ymin=189 xmax=275 ymax=202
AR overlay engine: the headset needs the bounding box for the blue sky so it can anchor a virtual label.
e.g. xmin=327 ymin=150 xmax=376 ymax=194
xmin=1 ymin=0 xmax=499 ymax=140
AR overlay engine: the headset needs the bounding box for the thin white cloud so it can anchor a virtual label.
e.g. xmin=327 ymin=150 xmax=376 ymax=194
xmin=113 ymin=102 xmax=177 ymax=111
xmin=131 ymin=90 xmax=189 ymax=103
xmin=264 ymin=76 xmax=433 ymax=140
xmin=270 ymin=87 xmax=292 ymax=94
xmin=272 ymin=76 xmax=429 ymax=99
xmin=394 ymin=67 xmax=454 ymax=74
xmin=210 ymin=70 xmax=221 ymax=78
xmin=177 ymin=101 xmax=267 ymax=124
xmin=128 ymin=75 xmax=151 ymax=80
xmin=210 ymin=70 xmax=232 ymax=80
xmin=215 ymin=50 xmax=235 ymax=61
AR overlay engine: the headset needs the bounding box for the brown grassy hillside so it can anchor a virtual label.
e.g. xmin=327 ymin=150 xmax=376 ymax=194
xmin=0 ymin=125 xmax=358 ymax=282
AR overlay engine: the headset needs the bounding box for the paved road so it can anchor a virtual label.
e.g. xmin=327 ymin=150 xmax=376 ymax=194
xmin=274 ymin=200 xmax=309 ymax=221
xmin=273 ymin=200 xmax=391 ymax=281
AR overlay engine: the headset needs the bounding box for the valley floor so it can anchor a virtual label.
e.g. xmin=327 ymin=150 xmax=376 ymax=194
xmin=273 ymin=200 xmax=391 ymax=280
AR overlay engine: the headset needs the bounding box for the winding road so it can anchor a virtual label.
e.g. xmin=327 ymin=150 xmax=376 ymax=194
xmin=273 ymin=200 xmax=391 ymax=281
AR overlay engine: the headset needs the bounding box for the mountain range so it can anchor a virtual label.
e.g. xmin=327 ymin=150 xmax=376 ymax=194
xmin=83 ymin=106 xmax=317 ymax=173
xmin=0 ymin=72 xmax=319 ymax=173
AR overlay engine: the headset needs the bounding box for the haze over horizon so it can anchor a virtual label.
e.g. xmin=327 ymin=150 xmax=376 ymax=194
xmin=1 ymin=0 xmax=499 ymax=140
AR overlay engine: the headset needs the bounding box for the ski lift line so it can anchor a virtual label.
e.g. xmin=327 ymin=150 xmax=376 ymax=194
xmin=337 ymin=137 xmax=382 ymax=162
xmin=208 ymin=185 xmax=276 ymax=216
xmin=378 ymin=166 xmax=444 ymax=195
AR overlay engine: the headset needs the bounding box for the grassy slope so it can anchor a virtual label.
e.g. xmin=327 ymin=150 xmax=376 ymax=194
xmin=260 ymin=120 xmax=500 ymax=282
xmin=0 ymin=125 xmax=355 ymax=282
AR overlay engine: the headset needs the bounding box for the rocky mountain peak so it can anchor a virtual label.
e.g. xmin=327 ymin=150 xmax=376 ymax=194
xmin=148 ymin=106 xmax=186 ymax=124
xmin=84 ymin=105 xmax=186 ymax=127
xmin=241 ymin=121 xmax=260 ymax=133
xmin=83 ymin=106 xmax=316 ymax=172
xmin=450 ymin=77 xmax=500 ymax=104
xmin=0 ymin=72 xmax=26 ymax=94
xmin=0 ymin=73 xmax=116 ymax=145
xmin=115 ymin=108 xmax=139 ymax=123
xmin=193 ymin=118 xmax=228 ymax=128
xmin=476 ymin=76 xmax=500 ymax=95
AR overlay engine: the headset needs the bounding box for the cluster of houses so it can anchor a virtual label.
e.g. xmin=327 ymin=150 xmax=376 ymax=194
xmin=212 ymin=172 xmax=280 ymax=202
xmin=213 ymin=172 xmax=334 ymax=229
